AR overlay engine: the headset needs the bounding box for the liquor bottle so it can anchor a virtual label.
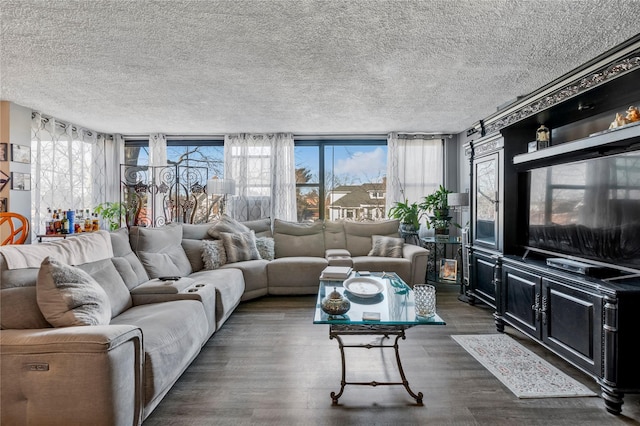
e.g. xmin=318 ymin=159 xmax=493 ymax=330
xmin=53 ymin=210 xmax=62 ymax=234
xmin=61 ymin=211 xmax=70 ymax=234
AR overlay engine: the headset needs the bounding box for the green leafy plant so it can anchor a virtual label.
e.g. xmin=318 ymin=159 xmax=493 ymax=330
xmin=94 ymin=202 xmax=123 ymax=231
xmin=388 ymin=199 xmax=424 ymax=230
xmin=420 ymin=185 xmax=452 ymax=230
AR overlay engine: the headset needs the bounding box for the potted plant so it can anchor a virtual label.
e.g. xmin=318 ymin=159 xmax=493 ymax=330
xmin=420 ymin=185 xmax=453 ymax=239
xmin=388 ymin=199 xmax=424 ymax=234
xmin=94 ymin=202 xmax=124 ymax=231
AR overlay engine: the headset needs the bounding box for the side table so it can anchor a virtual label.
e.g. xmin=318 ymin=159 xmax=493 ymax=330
xmin=420 ymin=237 xmax=463 ymax=285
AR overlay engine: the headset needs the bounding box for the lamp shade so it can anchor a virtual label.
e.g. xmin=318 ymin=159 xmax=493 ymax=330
xmin=207 ymin=178 xmax=236 ymax=195
xmin=448 ymin=192 xmax=469 ymax=207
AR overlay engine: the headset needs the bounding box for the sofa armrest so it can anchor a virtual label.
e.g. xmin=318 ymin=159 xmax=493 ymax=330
xmin=1 ymin=325 xmax=144 ymax=426
xmin=402 ymin=243 xmax=429 ymax=286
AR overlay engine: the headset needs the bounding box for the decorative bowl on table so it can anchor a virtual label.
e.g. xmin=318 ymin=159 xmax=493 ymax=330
xmin=321 ymin=287 xmax=351 ymax=316
xmin=343 ymin=276 xmax=385 ymax=298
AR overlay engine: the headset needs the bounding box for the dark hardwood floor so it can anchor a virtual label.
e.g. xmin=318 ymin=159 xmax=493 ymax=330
xmin=144 ymin=283 xmax=640 ymax=425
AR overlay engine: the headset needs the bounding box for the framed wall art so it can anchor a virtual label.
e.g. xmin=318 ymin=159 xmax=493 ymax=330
xmin=0 ymin=143 xmax=7 ymax=161
xmin=439 ymin=258 xmax=458 ymax=281
xmin=11 ymin=172 xmax=31 ymax=191
xmin=11 ymin=144 xmax=31 ymax=164
xmin=0 ymin=170 xmax=9 ymax=192
xmin=0 ymin=197 xmax=7 ymax=212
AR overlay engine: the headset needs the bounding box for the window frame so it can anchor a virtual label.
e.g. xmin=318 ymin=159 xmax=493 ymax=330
xmin=294 ymin=138 xmax=387 ymax=220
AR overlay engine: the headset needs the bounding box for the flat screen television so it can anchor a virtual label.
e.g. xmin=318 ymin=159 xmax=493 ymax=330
xmin=526 ymin=150 xmax=640 ymax=272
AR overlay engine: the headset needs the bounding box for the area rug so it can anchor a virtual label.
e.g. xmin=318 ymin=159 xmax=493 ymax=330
xmin=452 ymin=334 xmax=597 ymax=399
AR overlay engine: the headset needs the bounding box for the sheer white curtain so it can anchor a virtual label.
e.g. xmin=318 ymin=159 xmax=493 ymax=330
xmin=148 ymin=133 xmax=168 ymax=226
xmin=386 ymin=133 xmax=443 ymax=233
xmin=31 ymin=112 xmax=119 ymax=234
xmin=224 ymin=133 xmax=296 ymax=221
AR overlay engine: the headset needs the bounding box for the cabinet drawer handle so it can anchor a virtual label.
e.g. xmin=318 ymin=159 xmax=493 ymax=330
xmin=532 ymin=293 xmax=541 ymax=321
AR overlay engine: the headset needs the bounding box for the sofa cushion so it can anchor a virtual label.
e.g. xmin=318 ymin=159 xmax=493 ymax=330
xmin=344 ymin=219 xmax=400 ymax=256
xmin=188 ymin=268 xmax=245 ymax=328
xmin=323 ymin=220 xmax=346 ymax=250
xmin=110 ymin=227 xmax=149 ymax=289
xmin=242 ymin=218 xmax=273 ymax=238
xmin=201 ymin=240 xmax=227 ymax=269
xmin=1 ymin=286 xmax=51 ymax=329
xmin=220 ymin=231 xmax=260 ymax=263
xmin=36 ymin=257 xmax=111 ymax=327
xmin=207 ymin=215 xmax=250 ymax=239
xmin=110 ymin=300 xmax=208 ymax=407
xmin=255 ymin=236 xmax=275 ymax=261
xmin=368 ymin=235 xmax=404 ymax=258
xmin=267 ymin=257 xmax=328 ymax=295
xmin=273 ymin=219 xmax=325 ymax=258
xmin=129 ymin=224 xmax=192 ymax=278
xmin=77 ymin=258 xmax=133 ymax=318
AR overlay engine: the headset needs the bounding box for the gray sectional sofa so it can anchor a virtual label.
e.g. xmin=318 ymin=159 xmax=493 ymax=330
xmin=0 ymin=217 xmax=428 ymax=425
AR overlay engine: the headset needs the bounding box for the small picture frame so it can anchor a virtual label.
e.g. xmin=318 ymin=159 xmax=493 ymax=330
xmin=11 ymin=144 xmax=31 ymax=164
xmin=527 ymin=141 xmax=538 ymax=153
xmin=0 ymin=197 xmax=7 ymax=212
xmin=11 ymin=172 xmax=31 ymax=191
xmin=439 ymin=258 xmax=458 ymax=281
xmin=0 ymin=143 xmax=7 ymax=161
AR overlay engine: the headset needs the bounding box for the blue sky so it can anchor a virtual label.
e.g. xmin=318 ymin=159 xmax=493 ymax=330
xmin=296 ymin=145 xmax=387 ymax=185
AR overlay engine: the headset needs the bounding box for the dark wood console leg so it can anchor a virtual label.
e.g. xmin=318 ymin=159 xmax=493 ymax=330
xmin=494 ymin=313 xmax=505 ymax=333
xmin=601 ymin=386 xmax=623 ymax=415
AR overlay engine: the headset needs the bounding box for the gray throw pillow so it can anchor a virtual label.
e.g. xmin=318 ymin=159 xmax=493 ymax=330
xmin=368 ymin=235 xmax=404 ymax=258
xmin=255 ymin=236 xmax=275 ymax=261
xmin=36 ymin=256 xmax=111 ymax=327
xmin=202 ymin=240 xmax=227 ymax=270
xmin=207 ymin=215 xmax=250 ymax=239
xmin=220 ymin=231 xmax=261 ymax=263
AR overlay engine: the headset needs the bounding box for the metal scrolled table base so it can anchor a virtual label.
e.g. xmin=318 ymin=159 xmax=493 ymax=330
xmin=328 ymin=324 xmax=424 ymax=405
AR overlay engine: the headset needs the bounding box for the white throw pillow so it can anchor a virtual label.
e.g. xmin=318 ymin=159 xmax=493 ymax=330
xmin=255 ymin=236 xmax=275 ymax=261
xmin=36 ymin=256 xmax=111 ymax=327
xmin=368 ymin=235 xmax=404 ymax=258
xmin=201 ymin=240 xmax=227 ymax=270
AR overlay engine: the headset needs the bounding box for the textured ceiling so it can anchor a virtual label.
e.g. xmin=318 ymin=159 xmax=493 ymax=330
xmin=1 ymin=0 xmax=639 ymax=135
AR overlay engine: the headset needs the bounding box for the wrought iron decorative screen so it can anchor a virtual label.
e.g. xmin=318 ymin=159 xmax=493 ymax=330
xmin=120 ymin=164 xmax=213 ymax=227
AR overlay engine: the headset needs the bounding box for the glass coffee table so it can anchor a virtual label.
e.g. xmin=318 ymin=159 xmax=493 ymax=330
xmin=313 ymin=272 xmax=445 ymax=405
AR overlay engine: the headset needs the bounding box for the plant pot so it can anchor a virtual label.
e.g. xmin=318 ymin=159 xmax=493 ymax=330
xmin=435 ymin=227 xmax=450 ymax=241
xmin=399 ymin=223 xmax=419 ymax=234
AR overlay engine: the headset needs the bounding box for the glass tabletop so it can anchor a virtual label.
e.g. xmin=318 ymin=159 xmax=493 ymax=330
xmin=313 ymin=272 xmax=445 ymax=326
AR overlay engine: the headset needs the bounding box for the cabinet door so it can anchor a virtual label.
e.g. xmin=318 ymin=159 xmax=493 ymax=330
xmin=471 ymin=250 xmax=498 ymax=308
xmin=542 ymin=278 xmax=602 ymax=375
xmin=503 ymin=265 xmax=541 ymax=339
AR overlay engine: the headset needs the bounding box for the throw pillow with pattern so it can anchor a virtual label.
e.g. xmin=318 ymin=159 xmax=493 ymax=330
xmin=367 ymin=235 xmax=404 ymax=258
xmin=220 ymin=230 xmax=261 ymax=263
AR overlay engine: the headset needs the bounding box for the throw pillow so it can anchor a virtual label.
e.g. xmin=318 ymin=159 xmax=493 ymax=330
xmin=36 ymin=256 xmax=111 ymax=327
xmin=368 ymin=235 xmax=404 ymax=258
xmin=220 ymin=230 xmax=261 ymax=263
xmin=207 ymin=215 xmax=250 ymax=239
xmin=202 ymin=239 xmax=227 ymax=270
xmin=255 ymin=236 xmax=275 ymax=261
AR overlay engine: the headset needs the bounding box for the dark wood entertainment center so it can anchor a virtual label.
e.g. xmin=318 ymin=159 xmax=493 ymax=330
xmin=463 ymin=34 xmax=640 ymax=414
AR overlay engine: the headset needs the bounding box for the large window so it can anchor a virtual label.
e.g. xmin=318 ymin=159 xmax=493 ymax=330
xmin=295 ymin=140 xmax=387 ymax=222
